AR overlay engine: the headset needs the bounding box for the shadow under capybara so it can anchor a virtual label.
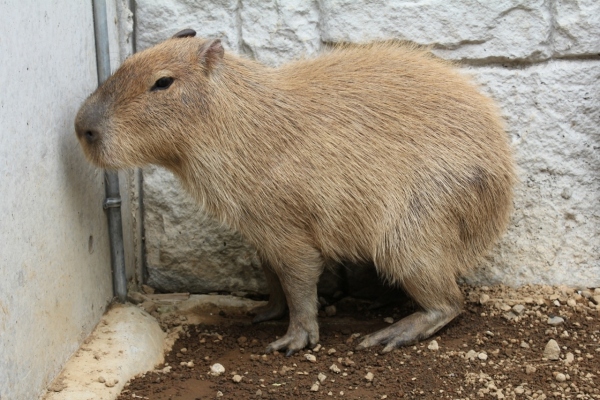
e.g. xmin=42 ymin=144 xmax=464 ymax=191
xmin=75 ymin=29 xmax=516 ymax=355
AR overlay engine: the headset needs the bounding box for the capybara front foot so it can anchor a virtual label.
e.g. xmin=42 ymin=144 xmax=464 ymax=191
xmin=356 ymin=308 xmax=460 ymax=353
xmin=251 ymin=301 xmax=287 ymax=324
xmin=265 ymin=322 xmax=319 ymax=357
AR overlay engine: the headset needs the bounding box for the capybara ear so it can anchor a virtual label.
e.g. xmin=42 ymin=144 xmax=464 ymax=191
xmin=198 ymin=39 xmax=224 ymax=73
xmin=172 ymin=28 xmax=196 ymax=38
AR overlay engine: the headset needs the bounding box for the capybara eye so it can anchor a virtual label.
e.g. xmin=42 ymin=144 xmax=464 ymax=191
xmin=151 ymin=77 xmax=174 ymax=91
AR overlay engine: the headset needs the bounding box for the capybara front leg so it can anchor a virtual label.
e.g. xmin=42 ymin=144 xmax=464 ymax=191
xmin=264 ymin=251 xmax=323 ymax=356
xmin=251 ymin=263 xmax=287 ymax=323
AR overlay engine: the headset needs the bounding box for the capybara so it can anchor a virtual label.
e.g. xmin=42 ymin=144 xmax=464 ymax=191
xmin=75 ymin=29 xmax=515 ymax=355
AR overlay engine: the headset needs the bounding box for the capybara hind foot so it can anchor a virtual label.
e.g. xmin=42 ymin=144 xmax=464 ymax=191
xmin=356 ymin=308 xmax=460 ymax=353
xmin=265 ymin=320 xmax=319 ymax=357
xmin=251 ymin=301 xmax=287 ymax=323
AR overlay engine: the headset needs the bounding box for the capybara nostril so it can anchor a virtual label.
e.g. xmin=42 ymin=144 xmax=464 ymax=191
xmin=83 ymin=129 xmax=99 ymax=144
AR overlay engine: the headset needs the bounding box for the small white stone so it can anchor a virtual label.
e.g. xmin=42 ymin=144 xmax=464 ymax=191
xmin=512 ymin=304 xmax=525 ymax=315
xmin=318 ymin=372 xmax=327 ymax=383
xmin=329 ymin=363 xmax=341 ymax=373
xmin=544 ymin=339 xmax=561 ymax=360
xmin=310 ymin=382 xmax=320 ymax=392
xmin=548 ymin=316 xmax=565 ymax=325
xmin=383 ymin=317 xmax=394 ymax=324
xmin=520 ymin=341 xmax=530 ymax=348
xmin=427 ymin=340 xmax=439 ymax=351
xmin=567 ymin=299 xmax=577 ymax=307
xmin=477 ymin=352 xmax=488 ymax=361
xmin=565 ymin=352 xmax=574 ymax=364
xmin=466 ymin=350 xmax=478 ymax=360
xmin=327 ymin=348 xmax=337 ymax=355
xmin=216 ymin=391 xmax=223 ymax=397
xmin=210 ymin=363 xmax=225 ymax=376
xmin=313 ymin=344 xmax=322 ymax=352
xmin=305 ymin=354 xmax=317 ymax=363
xmin=479 ymin=294 xmax=490 ymax=304
xmin=514 ymin=386 xmax=525 ymax=394
xmin=525 ymin=365 xmax=536 ymax=374
xmin=555 ymin=373 xmax=567 ymax=382
xmin=365 ymin=372 xmax=374 ymax=381
xmin=232 ymin=374 xmax=242 ymax=383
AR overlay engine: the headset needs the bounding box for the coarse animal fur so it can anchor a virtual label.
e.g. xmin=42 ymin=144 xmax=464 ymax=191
xmin=75 ymin=30 xmax=516 ymax=355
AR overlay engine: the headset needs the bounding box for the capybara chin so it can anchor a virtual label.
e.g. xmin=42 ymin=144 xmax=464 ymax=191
xmin=75 ymin=29 xmax=516 ymax=355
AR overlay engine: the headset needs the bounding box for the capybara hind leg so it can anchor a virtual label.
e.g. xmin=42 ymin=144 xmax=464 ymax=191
xmin=265 ymin=249 xmax=323 ymax=356
xmin=356 ymin=308 xmax=460 ymax=353
xmin=357 ymin=270 xmax=462 ymax=353
xmin=251 ymin=264 xmax=287 ymax=323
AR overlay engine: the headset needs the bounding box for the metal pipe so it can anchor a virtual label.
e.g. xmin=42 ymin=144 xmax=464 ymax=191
xmin=92 ymin=0 xmax=128 ymax=303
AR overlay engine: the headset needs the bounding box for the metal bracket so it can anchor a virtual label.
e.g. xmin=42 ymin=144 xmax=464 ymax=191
xmin=103 ymin=197 xmax=122 ymax=209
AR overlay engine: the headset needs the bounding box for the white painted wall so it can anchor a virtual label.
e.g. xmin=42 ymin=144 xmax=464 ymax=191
xmin=0 ymin=1 xmax=137 ymax=399
xmin=136 ymin=0 xmax=599 ymax=292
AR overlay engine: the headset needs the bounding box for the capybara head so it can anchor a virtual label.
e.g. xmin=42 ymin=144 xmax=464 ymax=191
xmin=75 ymin=29 xmax=223 ymax=169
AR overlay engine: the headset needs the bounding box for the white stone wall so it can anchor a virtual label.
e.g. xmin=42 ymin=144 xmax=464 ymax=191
xmin=136 ymin=0 xmax=600 ymax=293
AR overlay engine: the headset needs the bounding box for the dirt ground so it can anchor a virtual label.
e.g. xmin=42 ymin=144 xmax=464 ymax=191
xmin=118 ymin=285 xmax=599 ymax=400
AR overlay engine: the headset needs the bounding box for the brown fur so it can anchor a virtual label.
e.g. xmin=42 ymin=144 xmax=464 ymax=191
xmin=76 ymin=35 xmax=516 ymax=354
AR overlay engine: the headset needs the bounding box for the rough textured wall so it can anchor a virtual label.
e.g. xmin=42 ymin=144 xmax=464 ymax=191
xmin=136 ymin=0 xmax=600 ymax=294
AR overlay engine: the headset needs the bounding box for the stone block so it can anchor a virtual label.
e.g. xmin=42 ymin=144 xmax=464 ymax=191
xmin=240 ymin=0 xmax=321 ymax=65
xmin=319 ymin=0 xmax=552 ymax=62
xmin=143 ymin=166 xmax=267 ymax=294
xmin=464 ymin=60 xmax=600 ymax=286
xmin=552 ymin=0 xmax=600 ymax=56
xmin=136 ymin=0 xmax=240 ymax=51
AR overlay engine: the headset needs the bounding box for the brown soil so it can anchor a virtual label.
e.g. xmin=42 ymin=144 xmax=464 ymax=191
xmin=118 ymin=285 xmax=599 ymax=400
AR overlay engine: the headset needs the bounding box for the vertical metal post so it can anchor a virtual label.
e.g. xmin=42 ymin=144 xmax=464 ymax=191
xmin=92 ymin=0 xmax=127 ymax=303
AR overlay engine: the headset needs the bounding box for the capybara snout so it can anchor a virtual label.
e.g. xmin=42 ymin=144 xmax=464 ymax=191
xmin=76 ymin=29 xmax=515 ymax=355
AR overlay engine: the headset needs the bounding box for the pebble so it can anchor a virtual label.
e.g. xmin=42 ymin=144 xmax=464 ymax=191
xmin=520 ymin=341 xmax=530 ymax=349
xmin=383 ymin=317 xmax=394 ymax=324
xmin=313 ymin=344 xmax=322 ymax=352
xmin=515 ymin=386 xmax=525 ymax=394
xmin=256 ymin=389 xmax=262 ymax=396
xmin=216 ymin=391 xmax=223 ymax=397
xmin=104 ymin=378 xmax=118 ymax=388
xmin=512 ymin=304 xmax=525 ymax=315
xmin=544 ymin=339 xmax=560 ymax=360
xmin=305 ymin=354 xmax=317 ymax=363
xmin=325 ymin=305 xmax=337 ymax=317
xmin=237 ymin=336 xmax=247 ymax=345
xmin=428 ymin=340 xmax=439 ymax=351
xmin=503 ymin=311 xmax=517 ymax=321
xmin=232 ymin=374 xmax=242 ymax=383
xmin=311 ymin=383 xmax=320 ymax=392
xmin=565 ymin=352 xmax=574 ymax=364
xmin=547 ymin=316 xmax=565 ymax=326
xmin=567 ymin=298 xmax=577 ymax=307
xmin=477 ymin=352 xmax=488 ymax=361
xmin=555 ymin=373 xmax=567 ymax=382
xmin=466 ymin=350 xmax=478 ymax=360
xmin=318 ymin=372 xmax=327 ymax=383
xmin=98 ymin=376 xmax=106 ymax=383
xmin=479 ymin=294 xmax=490 ymax=304
xmin=327 ymin=348 xmax=337 ymax=355
xmin=210 ymin=363 xmax=225 ymax=376
xmin=525 ymin=365 xmax=537 ymax=374
xmin=365 ymin=372 xmax=374 ymax=381
xmin=329 ymin=364 xmax=341 ymax=373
